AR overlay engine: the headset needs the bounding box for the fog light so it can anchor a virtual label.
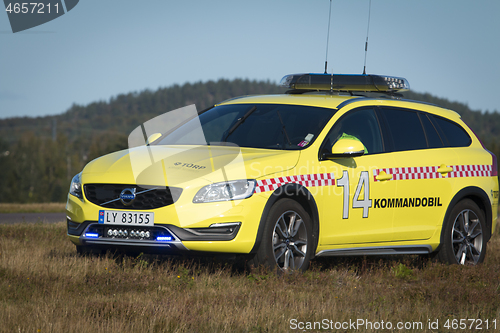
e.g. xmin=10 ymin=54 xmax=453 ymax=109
xmin=123 ymin=230 xmax=128 ymax=237
xmin=118 ymin=230 xmax=123 ymax=236
xmin=139 ymin=231 xmax=145 ymax=238
xmin=113 ymin=230 xmax=118 ymax=237
xmin=145 ymin=231 xmax=150 ymax=238
xmin=107 ymin=229 xmax=113 ymax=236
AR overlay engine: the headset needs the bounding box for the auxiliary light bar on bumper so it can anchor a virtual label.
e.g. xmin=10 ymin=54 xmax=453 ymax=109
xmin=68 ymin=220 xmax=241 ymax=252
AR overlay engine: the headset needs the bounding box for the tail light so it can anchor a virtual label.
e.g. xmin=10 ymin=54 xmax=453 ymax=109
xmin=465 ymin=124 xmax=497 ymax=176
xmin=488 ymin=150 xmax=498 ymax=176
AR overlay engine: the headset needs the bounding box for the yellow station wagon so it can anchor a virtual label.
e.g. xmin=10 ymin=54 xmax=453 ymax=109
xmin=66 ymin=73 xmax=498 ymax=271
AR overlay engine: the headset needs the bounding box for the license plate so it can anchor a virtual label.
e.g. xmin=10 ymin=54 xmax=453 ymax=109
xmin=98 ymin=210 xmax=154 ymax=226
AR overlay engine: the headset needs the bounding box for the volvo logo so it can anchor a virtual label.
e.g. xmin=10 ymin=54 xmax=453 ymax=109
xmin=120 ymin=188 xmax=136 ymax=206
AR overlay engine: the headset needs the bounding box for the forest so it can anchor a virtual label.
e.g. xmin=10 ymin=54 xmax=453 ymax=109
xmin=0 ymin=79 xmax=498 ymax=203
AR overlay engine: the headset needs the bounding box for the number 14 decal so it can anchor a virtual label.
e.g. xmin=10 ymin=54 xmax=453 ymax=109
xmin=337 ymin=171 xmax=372 ymax=219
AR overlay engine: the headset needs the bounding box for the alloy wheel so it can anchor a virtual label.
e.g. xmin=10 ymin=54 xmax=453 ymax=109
xmin=451 ymin=209 xmax=483 ymax=265
xmin=272 ymin=210 xmax=308 ymax=270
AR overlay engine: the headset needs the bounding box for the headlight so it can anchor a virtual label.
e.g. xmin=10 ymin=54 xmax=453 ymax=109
xmin=193 ymin=180 xmax=256 ymax=203
xmin=69 ymin=172 xmax=83 ymax=198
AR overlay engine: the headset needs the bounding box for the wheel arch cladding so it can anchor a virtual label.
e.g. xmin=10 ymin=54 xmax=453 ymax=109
xmin=441 ymin=186 xmax=493 ymax=245
xmin=250 ymin=183 xmax=320 ymax=254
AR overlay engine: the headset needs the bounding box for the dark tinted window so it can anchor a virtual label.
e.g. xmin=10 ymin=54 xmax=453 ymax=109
xmin=157 ymin=104 xmax=335 ymax=150
xmin=382 ymin=108 xmax=427 ymax=152
xmin=431 ymin=115 xmax=472 ymax=147
xmin=323 ymin=108 xmax=383 ymax=154
xmin=419 ymin=113 xmax=443 ymax=148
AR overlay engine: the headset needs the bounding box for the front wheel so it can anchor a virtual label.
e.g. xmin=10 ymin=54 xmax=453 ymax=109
xmin=437 ymin=199 xmax=487 ymax=265
xmin=250 ymin=199 xmax=314 ymax=272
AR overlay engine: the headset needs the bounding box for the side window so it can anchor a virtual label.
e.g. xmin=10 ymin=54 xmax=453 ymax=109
xmin=323 ymin=108 xmax=383 ymax=155
xmin=419 ymin=113 xmax=443 ymax=149
xmin=431 ymin=115 xmax=472 ymax=147
xmin=381 ymin=108 xmax=427 ymax=152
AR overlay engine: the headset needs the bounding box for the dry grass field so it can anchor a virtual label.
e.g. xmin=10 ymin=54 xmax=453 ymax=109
xmin=0 ymin=221 xmax=499 ymax=332
xmin=0 ymin=203 xmax=66 ymax=214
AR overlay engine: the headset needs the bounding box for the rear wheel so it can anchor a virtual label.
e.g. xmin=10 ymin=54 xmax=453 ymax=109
xmin=250 ymin=199 xmax=314 ymax=272
xmin=437 ymin=199 xmax=487 ymax=265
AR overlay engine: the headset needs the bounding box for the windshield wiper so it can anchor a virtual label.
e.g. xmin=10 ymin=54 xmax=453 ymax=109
xmin=276 ymin=109 xmax=291 ymax=147
xmin=223 ymin=106 xmax=257 ymax=141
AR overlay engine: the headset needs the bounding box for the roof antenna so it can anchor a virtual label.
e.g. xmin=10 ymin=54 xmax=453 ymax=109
xmin=324 ymin=0 xmax=332 ymax=74
xmin=362 ymin=0 xmax=372 ymax=75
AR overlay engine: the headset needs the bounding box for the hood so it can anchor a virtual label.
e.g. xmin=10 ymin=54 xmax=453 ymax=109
xmin=82 ymin=145 xmax=300 ymax=187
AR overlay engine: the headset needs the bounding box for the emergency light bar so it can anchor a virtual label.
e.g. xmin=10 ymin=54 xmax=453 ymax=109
xmin=280 ymin=73 xmax=410 ymax=93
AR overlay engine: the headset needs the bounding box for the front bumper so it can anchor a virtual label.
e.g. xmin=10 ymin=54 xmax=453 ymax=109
xmin=66 ymin=180 xmax=269 ymax=254
xmin=67 ymin=219 xmax=242 ymax=254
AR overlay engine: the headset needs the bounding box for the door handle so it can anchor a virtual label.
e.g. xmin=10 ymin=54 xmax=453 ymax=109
xmin=437 ymin=164 xmax=453 ymax=174
xmin=375 ymin=171 xmax=393 ymax=181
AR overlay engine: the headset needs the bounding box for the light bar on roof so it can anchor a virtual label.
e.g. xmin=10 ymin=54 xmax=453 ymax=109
xmin=280 ymin=73 xmax=410 ymax=93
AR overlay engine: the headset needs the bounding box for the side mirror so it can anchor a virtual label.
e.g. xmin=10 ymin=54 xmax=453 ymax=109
xmin=146 ymin=133 xmax=162 ymax=145
xmin=323 ymin=138 xmax=365 ymax=159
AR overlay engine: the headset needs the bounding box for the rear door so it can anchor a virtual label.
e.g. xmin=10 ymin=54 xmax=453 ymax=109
xmin=378 ymin=108 xmax=458 ymax=241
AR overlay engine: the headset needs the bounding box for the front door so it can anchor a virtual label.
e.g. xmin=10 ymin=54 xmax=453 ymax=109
xmin=317 ymin=108 xmax=397 ymax=245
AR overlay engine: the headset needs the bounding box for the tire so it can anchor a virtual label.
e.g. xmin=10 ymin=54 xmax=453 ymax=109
xmin=437 ymin=199 xmax=487 ymax=265
xmin=250 ymin=199 xmax=314 ymax=272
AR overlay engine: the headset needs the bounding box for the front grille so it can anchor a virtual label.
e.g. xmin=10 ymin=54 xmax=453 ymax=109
xmin=84 ymin=184 xmax=182 ymax=210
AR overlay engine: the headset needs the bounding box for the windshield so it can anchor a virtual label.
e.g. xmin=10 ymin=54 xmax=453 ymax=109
xmin=156 ymin=103 xmax=335 ymax=150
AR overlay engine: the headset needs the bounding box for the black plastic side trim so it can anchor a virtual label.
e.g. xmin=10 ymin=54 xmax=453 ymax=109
xmin=316 ymin=245 xmax=432 ymax=257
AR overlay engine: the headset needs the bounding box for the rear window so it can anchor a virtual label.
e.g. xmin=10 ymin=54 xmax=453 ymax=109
xmin=431 ymin=115 xmax=472 ymax=147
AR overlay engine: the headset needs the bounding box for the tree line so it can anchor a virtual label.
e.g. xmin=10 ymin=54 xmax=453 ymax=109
xmin=0 ymin=79 xmax=283 ymax=202
xmin=0 ymin=79 xmax=498 ymax=203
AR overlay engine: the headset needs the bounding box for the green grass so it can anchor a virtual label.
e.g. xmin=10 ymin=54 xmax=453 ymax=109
xmin=0 ymin=202 xmax=66 ymax=213
xmin=0 ymin=222 xmax=499 ymax=332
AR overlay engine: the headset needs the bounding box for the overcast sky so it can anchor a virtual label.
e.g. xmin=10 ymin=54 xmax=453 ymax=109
xmin=1 ymin=0 xmax=499 ymax=119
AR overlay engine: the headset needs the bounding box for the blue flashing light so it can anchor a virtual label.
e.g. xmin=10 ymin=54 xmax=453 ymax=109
xmin=157 ymin=236 xmax=173 ymax=241
xmin=85 ymin=233 xmax=99 ymax=238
